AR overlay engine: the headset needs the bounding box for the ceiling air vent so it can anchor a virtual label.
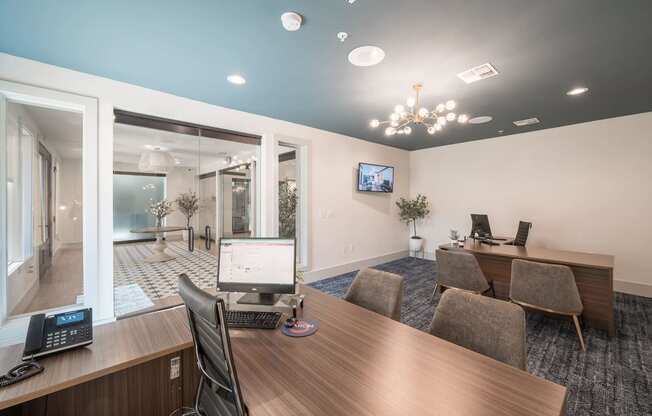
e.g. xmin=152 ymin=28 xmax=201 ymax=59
xmin=457 ymin=63 xmax=499 ymax=84
xmin=513 ymin=117 xmax=540 ymax=127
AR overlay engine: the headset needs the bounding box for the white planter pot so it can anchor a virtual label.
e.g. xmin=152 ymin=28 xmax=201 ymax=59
xmin=409 ymin=237 xmax=424 ymax=252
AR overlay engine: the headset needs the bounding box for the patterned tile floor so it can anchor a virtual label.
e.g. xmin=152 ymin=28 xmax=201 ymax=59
xmin=310 ymin=257 xmax=652 ymax=416
xmin=113 ymin=241 xmax=216 ymax=315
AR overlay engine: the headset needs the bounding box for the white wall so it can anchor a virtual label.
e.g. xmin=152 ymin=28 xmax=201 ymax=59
xmin=410 ymin=112 xmax=652 ymax=292
xmin=0 ymin=53 xmax=410 ymax=292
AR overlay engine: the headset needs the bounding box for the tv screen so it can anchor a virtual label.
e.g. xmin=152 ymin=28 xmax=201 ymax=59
xmin=358 ymin=163 xmax=394 ymax=193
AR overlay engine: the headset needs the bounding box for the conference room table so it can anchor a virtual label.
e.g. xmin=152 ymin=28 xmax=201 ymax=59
xmin=0 ymin=286 xmax=567 ymax=416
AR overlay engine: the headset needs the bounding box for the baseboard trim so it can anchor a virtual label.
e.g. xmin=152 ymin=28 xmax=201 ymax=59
xmin=614 ymin=280 xmax=652 ymax=298
xmin=303 ymin=250 xmax=409 ymax=283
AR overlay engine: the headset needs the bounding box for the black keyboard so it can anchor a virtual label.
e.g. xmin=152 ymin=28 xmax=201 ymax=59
xmin=224 ymin=311 xmax=282 ymax=329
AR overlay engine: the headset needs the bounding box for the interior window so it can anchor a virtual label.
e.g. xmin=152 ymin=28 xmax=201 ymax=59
xmin=4 ymin=101 xmax=84 ymax=317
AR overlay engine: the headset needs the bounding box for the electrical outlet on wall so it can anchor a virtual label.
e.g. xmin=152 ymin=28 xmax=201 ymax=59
xmin=170 ymin=356 xmax=181 ymax=380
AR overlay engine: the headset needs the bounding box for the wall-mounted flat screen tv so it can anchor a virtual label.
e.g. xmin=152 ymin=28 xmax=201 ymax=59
xmin=357 ymin=163 xmax=394 ymax=193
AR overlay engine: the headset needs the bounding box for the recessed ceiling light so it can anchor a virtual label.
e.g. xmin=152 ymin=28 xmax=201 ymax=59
xmin=227 ymin=74 xmax=246 ymax=85
xmin=566 ymin=87 xmax=589 ymax=96
xmin=468 ymin=116 xmax=493 ymax=124
xmin=348 ymin=46 xmax=385 ymax=67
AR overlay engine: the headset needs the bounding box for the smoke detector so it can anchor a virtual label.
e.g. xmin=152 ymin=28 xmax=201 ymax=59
xmin=457 ymin=63 xmax=499 ymax=84
xmin=513 ymin=117 xmax=540 ymax=127
xmin=281 ymin=12 xmax=302 ymax=31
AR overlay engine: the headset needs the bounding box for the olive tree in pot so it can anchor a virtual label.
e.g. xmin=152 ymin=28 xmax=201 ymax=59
xmin=175 ymin=192 xmax=200 ymax=241
xmin=396 ymin=194 xmax=430 ymax=253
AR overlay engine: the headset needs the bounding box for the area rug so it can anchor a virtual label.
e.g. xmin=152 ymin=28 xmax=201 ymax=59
xmin=310 ymin=257 xmax=651 ymax=416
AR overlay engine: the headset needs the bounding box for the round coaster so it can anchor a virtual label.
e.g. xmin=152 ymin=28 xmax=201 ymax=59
xmin=281 ymin=319 xmax=319 ymax=337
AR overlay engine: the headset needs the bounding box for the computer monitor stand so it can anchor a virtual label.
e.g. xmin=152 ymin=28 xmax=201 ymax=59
xmin=237 ymin=293 xmax=280 ymax=306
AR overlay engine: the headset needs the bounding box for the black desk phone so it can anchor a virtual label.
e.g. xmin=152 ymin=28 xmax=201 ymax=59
xmin=22 ymin=308 xmax=93 ymax=361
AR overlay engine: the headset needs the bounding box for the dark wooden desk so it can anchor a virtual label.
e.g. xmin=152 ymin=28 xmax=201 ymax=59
xmin=0 ymin=286 xmax=567 ymax=416
xmin=440 ymin=241 xmax=615 ymax=335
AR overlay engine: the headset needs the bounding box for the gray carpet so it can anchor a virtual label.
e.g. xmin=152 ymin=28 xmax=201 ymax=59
xmin=310 ymin=257 xmax=651 ymax=416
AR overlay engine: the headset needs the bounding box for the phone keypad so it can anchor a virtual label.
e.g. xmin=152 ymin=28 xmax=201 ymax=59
xmin=44 ymin=327 xmax=91 ymax=351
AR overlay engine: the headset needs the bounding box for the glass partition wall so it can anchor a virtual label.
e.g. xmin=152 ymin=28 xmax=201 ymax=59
xmin=2 ymin=100 xmax=84 ymax=317
xmin=112 ymin=111 xmax=260 ymax=317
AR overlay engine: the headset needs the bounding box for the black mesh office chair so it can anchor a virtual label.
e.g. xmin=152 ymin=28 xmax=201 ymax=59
xmin=178 ymin=274 xmax=248 ymax=416
xmin=512 ymin=221 xmax=532 ymax=247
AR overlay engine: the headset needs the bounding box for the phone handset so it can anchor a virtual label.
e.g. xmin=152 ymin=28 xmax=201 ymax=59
xmin=23 ymin=314 xmax=46 ymax=357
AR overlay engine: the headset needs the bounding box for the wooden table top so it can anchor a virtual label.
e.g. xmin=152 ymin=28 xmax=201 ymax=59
xmin=130 ymin=226 xmax=187 ymax=233
xmin=0 ymin=286 xmax=567 ymax=415
xmin=440 ymin=240 xmax=614 ymax=269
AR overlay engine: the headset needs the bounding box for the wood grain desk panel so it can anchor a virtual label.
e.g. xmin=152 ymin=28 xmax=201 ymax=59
xmin=440 ymin=241 xmax=615 ymax=335
xmin=0 ymin=308 xmax=193 ymax=411
xmin=0 ymin=286 xmax=568 ymax=416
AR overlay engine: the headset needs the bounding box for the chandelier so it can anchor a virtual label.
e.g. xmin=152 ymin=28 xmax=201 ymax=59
xmin=369 ymin=83 xmax=469 ymax=136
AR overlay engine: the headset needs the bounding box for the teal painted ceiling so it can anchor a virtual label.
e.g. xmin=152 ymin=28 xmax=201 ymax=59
xmin=2 ymin=0 xmax=652 ymax=150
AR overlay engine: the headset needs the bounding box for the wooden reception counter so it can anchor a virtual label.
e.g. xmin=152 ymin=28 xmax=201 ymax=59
xmin=439 ymin=241 xmax=615 ymax=335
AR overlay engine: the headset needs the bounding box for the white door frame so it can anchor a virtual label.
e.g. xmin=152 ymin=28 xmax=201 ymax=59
xmin=0 ymin=80 xmax=99 ymax=345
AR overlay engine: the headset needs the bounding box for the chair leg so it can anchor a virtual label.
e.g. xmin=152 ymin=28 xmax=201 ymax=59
xmin=572 ymin=315 xmax=586 ymax=352
xmin=489 ymin=281 xmax=496 ymax=298
xmin=431 ymin=283 xmax=439 ymax=301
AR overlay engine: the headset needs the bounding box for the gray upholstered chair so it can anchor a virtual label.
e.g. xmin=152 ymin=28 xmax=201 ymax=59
xmin=432 ymin=248 xmax=495 ymax=300
xmin=343 ymin=268 xmax=404 ymax=321
xmin=510 ymin=259 xmax=585 ymax=351
xmin=429 ymin=289 xmax=527 ymax=370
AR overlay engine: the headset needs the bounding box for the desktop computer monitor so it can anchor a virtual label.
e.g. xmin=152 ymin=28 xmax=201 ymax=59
xmin=217 ymin=238 xmax=296 ymax=305
xmin=470 ymin=214 xmax=492 ymax=238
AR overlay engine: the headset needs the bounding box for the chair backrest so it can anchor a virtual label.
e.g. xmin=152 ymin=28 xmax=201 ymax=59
xmin=343 ymin=268 xmax=404 ymax=321
xmin=513 ymin=221 xmax=532 ymax=246
xmin=429 ymin=289 xmax=527 ymax=370
xmin=178 ymin=274 xmax=247 ymax=416
xmin=510 ymin=259 xmax=583 ymax=315
xmin=435 ymin=249 xmax=489 ymax=294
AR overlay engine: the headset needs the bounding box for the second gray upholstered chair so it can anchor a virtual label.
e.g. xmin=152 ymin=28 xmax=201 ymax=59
xmin=429 ymin=289 xmax=527 ymax=370
xmin=343 ymin=268 xmax=404 ymax=321
xmin=433 ymin=249 xmax=495 ymax=300
xmin=510 ymin=259 xmax=586 ymax=351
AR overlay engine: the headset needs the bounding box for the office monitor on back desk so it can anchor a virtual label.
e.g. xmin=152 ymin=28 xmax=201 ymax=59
xmin=217 ymin=238 xmax=296 ymax=305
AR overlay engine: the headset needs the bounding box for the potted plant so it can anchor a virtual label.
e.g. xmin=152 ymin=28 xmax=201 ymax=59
xmin=449 ymin=229 xmax=460 ymax=245
xmin=149 ymin=199 xmax=174 ymax=228
xmin=396 ymin=194 xmax=430 ymax=253
xmin=176 ymin=192 xmax=200 ymax=241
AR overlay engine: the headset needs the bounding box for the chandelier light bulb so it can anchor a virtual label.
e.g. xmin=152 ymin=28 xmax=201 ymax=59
xmin=427 ymin=126 xmax=436 ymax=135
xmin=457 ymin=114 xmax=468 ymax=123
xmin=397 ymin=129 xmax=405 ymax=135
xmin=390 ymin=121 xmax=399 ymax=127
xmin=446 ymin=100 xmax=456 ymax=110
xmin=394 ymin=104 xmax=405 ymax=114
xmin=436 ymin=103 xmax=445 ymax=113
xmin=435 ymin=124 xmax=442 ymax=131
xmin=390 ymin=113 xmax=399 ymax=122
xmin=385 ymin=127 xmax=396 ymax=136
xmin=437 ymin=116 xmax=447 ymax=125
xmin=406 ymin=96 xmax=416 ymax=107
xmin=418 ymin=107 xmax=429 ymax=118
xmin=446 ymin=112 xmax=456 ymax=122
xmin=369 ymin=119 xmax=380 ymax=128
xmin=404 ymin=126 xmax=412 ymax=135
